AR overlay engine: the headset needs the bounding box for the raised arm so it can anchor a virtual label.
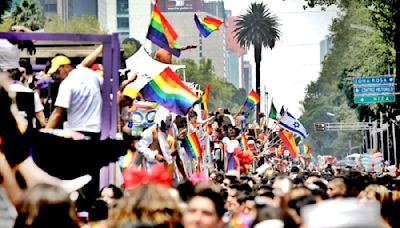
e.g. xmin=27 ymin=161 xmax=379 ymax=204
xmin=81 ymin=45 xmax=103 ymax=68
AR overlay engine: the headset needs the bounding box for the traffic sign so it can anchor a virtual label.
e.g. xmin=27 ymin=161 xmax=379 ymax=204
xmin=352 ymin=76 xmax=394 ymax=85
xmin=354 ymin=95 xmax=395 ymax=104
xmin=353 ymin=85 xmax=395 ymax=95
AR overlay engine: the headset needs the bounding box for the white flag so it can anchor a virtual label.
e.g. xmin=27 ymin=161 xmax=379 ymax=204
xmin=123 ymin=46 xmax=186 ymax=99
xmin=278 ymin=112 xmax=308 ymax=139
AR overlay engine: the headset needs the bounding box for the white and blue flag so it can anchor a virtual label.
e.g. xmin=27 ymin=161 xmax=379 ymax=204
xmin=278 ymin=112 xmax=308 ymax=139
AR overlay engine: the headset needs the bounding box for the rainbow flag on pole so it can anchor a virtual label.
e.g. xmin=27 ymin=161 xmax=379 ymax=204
xmin=194 ymin=14 xmax=223 ymax=37
xmin=244 ymin=89 xmax=260 ymax=109
xmin=140 ymin=67 xmax=197 ymax=115
xmin=194 ymin=83 xmax=211 ymax=110
xmin=182 ymin=132 xmax=202 ymax=159
xmin=146 ymin=3 xmax=181 ymax=57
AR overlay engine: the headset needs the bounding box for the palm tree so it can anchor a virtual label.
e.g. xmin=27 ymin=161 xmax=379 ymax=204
xmin=11 ymin=0 xmax=44 ymax=31
xmin=234 ymin=2 xmax=281 ymax=120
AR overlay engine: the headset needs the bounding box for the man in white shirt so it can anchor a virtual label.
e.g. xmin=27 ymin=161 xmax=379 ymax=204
xmin=45 ymin=55 xmax=103 ymax=139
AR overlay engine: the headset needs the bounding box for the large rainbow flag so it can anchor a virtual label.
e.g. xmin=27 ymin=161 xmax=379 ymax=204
xmin=278 ymin=129 xmax=299 ymax=158
xmin=194 ymin=14 xmax=223 ymax=38
xmin=243 ymin=89 xmax=260 ymax=109
xmin=182 ymin=132 xmax=202 ymax=159
xmin=140 ymin=67 xmax=197 ymax=116
xmin=146 ymin=3 xmax=181 ymax=57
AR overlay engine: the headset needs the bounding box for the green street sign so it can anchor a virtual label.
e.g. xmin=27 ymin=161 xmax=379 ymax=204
xmin=354 ymin=95 xmax=396 ymax=104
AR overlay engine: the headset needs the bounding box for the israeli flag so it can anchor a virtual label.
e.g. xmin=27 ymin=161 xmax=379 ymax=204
xmin=278 ymin=112 xmax=308 ymax=139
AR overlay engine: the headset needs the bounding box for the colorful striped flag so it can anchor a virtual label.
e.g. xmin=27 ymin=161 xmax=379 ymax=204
xmin=298 ymin=143 xmax=310 ymax=155
xmin=194 ymin=14 xmax=223 ymax=38
xmin=182 ymin=132 xmax=202 ymax=159
xmin=140 ymin=67 xmax=197 ymax=116
xmin=278 ymin=129 xmax=299 ymax=158
xmin=243 ymin=89 xmax=260 ymax=109
xmin=194 ymin=83 xmax=211 ymax=110
xmin=239 ymin=135 xmax=249 ymax=152
xmin=146 ymin=3 xmax=181 ymax=57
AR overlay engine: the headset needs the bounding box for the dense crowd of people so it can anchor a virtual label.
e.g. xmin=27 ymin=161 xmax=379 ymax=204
xmin=1 ymin=26 xmax=400 ymax=228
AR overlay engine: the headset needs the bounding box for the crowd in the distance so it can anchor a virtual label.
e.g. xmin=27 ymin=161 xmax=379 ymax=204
xmin=1 ymin=26 xmax=400 ymax=228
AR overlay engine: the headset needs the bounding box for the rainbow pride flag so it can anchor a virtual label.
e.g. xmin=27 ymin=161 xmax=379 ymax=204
xmin=298 ymin=143 xmax=310 ymax=155
xmin=194 ymin=14 xmax=223 ymax=38
xmin=146 ymin=4 xmax=181 ymax=57
xmin=244 ymin=89 xmax=260 ymax=109
xmin=194 ymin=83 xmax=211 ymax=110
xmin=239 ymin=135 xmax=249 ymax=152
xmin=140 ymin=67 xmax=197 ymax=116
xmin=278 ymin=129 xmax=299 ymax=158
xmin=182 ymin=132 xmax=202 ymax=159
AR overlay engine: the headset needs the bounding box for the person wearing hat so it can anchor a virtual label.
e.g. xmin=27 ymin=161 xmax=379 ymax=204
xmin=136 ymin=113 xmax=176 ymax=171
xmin=45 ymin=55 xmax=103 ymax=139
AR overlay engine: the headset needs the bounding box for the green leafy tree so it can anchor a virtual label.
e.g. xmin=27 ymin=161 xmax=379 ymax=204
xmin=11 ymin=0 xmax=44 ymax=30
xmin=234 ymin=2 xmax=281 ymax=119
xmin=0 ymin=0 xmax=13 ymax=24
xmin=301 ymin=0 xmax=400 ymax=109
xmin=175 ymin=58 xmax=244 ymax=113
xmin=121 ymin=37 xmax=141 ymax=60
xmin=299 ymin=0 xmax=388 ymax=156
xmin=0 ymin=17 xmax=13 ymax=31
xmin=44 ymin=14 xmax=102 ymax=33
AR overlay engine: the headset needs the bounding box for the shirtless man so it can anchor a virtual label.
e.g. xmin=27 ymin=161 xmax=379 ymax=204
xmin=153 ymin=45 xmax=197 ymax=64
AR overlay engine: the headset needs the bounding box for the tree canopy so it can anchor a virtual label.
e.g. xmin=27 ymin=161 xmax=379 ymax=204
xmin=175 ymin=58 xmax=246 ymax=113
xmin=299 ymin=0 xmax=394 ymax=156
xmin=11 ymin=0 xmax=44 ymax=31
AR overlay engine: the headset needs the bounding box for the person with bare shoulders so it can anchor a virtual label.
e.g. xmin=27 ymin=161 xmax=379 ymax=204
xmin=153 ymin=45 xmax=197 ymax=64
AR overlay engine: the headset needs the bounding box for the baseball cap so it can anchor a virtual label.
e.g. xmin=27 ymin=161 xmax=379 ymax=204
xmin=47 ymin=56 xmax=71 ymax=75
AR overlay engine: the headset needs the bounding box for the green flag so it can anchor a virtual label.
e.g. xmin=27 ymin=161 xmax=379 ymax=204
xmin=269 ymin=101 xmax=277 ymax=120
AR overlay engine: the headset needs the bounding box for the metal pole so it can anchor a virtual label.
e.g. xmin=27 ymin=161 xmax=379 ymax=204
xmin=380 ymin=112 xmax=385 ymax=160
xmin=393 ymin=121 xmax=397 ymax=166
xmin=386 ymin=113 xmax=391 ymax=165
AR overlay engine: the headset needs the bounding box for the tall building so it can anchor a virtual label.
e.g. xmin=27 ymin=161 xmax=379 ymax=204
xmin=243 ymin=61 xmax=252 ymax=93
xmin=97 ymin=0 xmax=151 ymax=42
xmin=320 ymin=36 xmax=333 ymax=70
xmin=225 ymin=50 xmax=240 ymax=88
xmin=203 ymin=0 xmax=225 ymax=19
xmin=158 ymin=0 xmax=204 ymax=12
xmin=160 ymin=11 xmax=226 ymax=78
xmin=38 ymin=0 xmax=98 ymax=24
xmin=225 ymin=15 xmax=247 ymax=89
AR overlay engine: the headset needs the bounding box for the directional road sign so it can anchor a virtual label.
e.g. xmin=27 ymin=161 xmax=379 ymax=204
xmin=352 ymin=76 xmax=394 ymax=85
xmin=353 ymin=85 xmax=395 ymax=95
xmin=354 ymin=95 xmax=395 ymax=104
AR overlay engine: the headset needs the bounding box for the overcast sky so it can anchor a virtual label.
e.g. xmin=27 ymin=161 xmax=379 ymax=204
xmin=222 ymin=0 xmax=338 ymax=118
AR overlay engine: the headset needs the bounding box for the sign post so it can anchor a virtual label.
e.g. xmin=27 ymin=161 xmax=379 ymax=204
xmin=353 ymin=75 xmax=396 ymax=104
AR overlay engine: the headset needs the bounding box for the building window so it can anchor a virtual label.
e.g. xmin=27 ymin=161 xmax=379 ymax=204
xmin=117 ymin=0 xmax=129 ymax=15
xmin=117 ymin=17 xmax=129 ymax=29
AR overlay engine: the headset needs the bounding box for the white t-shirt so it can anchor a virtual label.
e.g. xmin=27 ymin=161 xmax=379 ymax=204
xmin=10 ymin=83 xmax=44 ymax=112
xmin=0 ymin=39 xmax=20 ymax=71
xmin=55 ymin=65 xmax=103 ymax=133
xmin=222 ymin=137 xmax=240 ymax=154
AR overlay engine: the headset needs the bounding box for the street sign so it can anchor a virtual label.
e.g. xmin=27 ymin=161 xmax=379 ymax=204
xmin=354 ymin=95 xmax=395 ymax=104
xmin=352 ymin=75 xmax=396 ymax=104
xmin=353 ymin=85 xmax=395 ymax=95
xmin=352 ymin=75 xmax=394 ymax=85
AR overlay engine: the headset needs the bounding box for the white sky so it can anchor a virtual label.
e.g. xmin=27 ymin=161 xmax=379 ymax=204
xmin=222 ymin=0 xmax=338 ymax=118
